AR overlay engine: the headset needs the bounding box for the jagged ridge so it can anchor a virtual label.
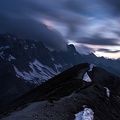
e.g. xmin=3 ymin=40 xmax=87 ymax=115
xmin=0 ymin=63 xmax=120 ymax=120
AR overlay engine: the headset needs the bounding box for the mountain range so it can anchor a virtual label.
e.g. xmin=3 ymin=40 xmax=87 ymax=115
xmin=0 ymin=33 xmax=120 ymax=108
xmin=0 ymin=63 xmax=120 ymax=120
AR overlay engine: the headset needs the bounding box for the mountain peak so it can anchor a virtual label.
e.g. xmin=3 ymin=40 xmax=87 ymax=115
xmin=67 ymin=44 xmax=76 ymax=52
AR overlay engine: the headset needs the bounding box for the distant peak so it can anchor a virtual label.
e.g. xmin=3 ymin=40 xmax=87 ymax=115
xmin=67 ymin=44 xmax=76 ymax=52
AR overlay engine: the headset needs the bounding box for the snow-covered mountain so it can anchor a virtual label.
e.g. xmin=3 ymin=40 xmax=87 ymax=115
xmin=0 ymin=33 xmax=81 ymax=107
xmin=1 ymin=63 xmax=120 ymax=120
xmin=0 ymin=33 xmax=80 ymax=84
xmin=0 ymin=33 xmax=120 ymax=107
xmin=0 ymin=33 xmax=120 ymax=83
xmin=0 ymin=33 xmax=59 ymax=84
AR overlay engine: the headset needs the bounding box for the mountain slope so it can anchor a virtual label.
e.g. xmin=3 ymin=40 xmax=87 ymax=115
xmin=0 ymin=33 xmax=120 ymax=108
xmin=1 ymin=63 xmax=120 ymax=120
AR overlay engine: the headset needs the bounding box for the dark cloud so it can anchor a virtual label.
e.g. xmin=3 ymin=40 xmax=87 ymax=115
xmin=104 ymin=0 xmax=120 ymax=14
xmin=97 ymin=48 xmax=120 ymax=53
xmin=0 ymin=0 xmax=67 ymax=50
xmin=113 ymin=29 xmax=120 ymax=37
xmin=65 ymin=0 xmax=86 ymax=14
xmin=76 ymin=34 xmax=120 ymax=46
xmin=0 ymin=0 xmax=120 ymax=52
xmin=65 ymin=0 xmax=104 ymax=15
xmin=0 ymin=15 xmax=66 ymax=51
xmin=0 ymin=0 xmax=87 ymax=49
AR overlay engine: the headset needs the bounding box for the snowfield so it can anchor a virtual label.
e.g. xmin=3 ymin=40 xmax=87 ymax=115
xmin=13 ymin=59 xmax=59 ymax=84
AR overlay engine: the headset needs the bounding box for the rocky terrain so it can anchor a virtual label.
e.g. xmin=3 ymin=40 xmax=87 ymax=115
xmin=0 ymin=33 xmax=120 ymax=111
xmin=0 ymin=63 xmax=120 ymax=120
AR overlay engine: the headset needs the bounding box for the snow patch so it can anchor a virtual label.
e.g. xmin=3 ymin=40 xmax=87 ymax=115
xmin=13 ymin=66 xmax=33 ymax=81
xmin=52 ymin=57 xmax=55 ymax=61
xmin=8 ymin=55 xmax=16 ymax=61
xmin=83 ymin=72 xmax=92 ymax=82
xmin=54 ymin=64 xmax=62 ymax=73
xmin=13 ymin=59 xmax=59 ymax=84
xmin=4 ymin=46 xmax=10 ymax=49
xmin=0 ymin=46 xmax=10 ymax=50
xmin=55 ymin=64 xmax=62 ymax=68
xmin=33 ymin=59 xmax=58 ymax=75
xmin=82 ymin=108 xmax=94 ymax=120
xmin=104 ymin=87 xmax=110 ymax=97
xmin=89 ymin=64 xmax=95 ymax=71
xmin=75 ymin=108 xmax=94 ymax=120
xmin=0 ymin=51 xmax=4 ymax=59
xmin=0 ymin=47 xmax=4 ymax=50
xmin=0 ymin=46 xmax=11 ymax=59
xmin=75 ymin=111 xmax=83 ymax=120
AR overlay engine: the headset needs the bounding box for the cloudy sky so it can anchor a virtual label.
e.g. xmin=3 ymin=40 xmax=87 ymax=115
xmin=0 ymin=0 xmax=120 ymax=59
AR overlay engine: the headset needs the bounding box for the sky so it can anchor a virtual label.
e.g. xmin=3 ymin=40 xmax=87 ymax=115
xmin=0 ymin=0 xmax=120 ymax=59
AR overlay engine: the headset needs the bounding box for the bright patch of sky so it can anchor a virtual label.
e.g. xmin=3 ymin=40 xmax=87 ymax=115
xmin=95 ymin=51 xmax=120 ymax=59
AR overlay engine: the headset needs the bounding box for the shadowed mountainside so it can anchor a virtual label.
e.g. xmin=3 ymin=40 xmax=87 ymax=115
xmin=0 ymin=63 xmax=120 ymax=120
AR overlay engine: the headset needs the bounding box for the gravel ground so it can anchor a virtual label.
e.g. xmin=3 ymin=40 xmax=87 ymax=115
xmin=1 ymin=93 xmax=83 ymax=120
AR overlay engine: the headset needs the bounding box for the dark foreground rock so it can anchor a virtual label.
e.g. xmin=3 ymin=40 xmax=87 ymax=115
xmin=0 ymin=63 xmax=120 ymax=120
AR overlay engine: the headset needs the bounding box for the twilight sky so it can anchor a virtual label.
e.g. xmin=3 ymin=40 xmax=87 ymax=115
xmin=0 ymin=0 xmax=120 ymax=59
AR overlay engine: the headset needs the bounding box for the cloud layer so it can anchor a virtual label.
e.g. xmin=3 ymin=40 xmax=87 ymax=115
xmin=0 ymin=0 xmax=120 ymax=57
xmin=77 ymin=35 xmax=120 ymax=46
xmin=97 ymin=48 xmax=120 ymax=53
